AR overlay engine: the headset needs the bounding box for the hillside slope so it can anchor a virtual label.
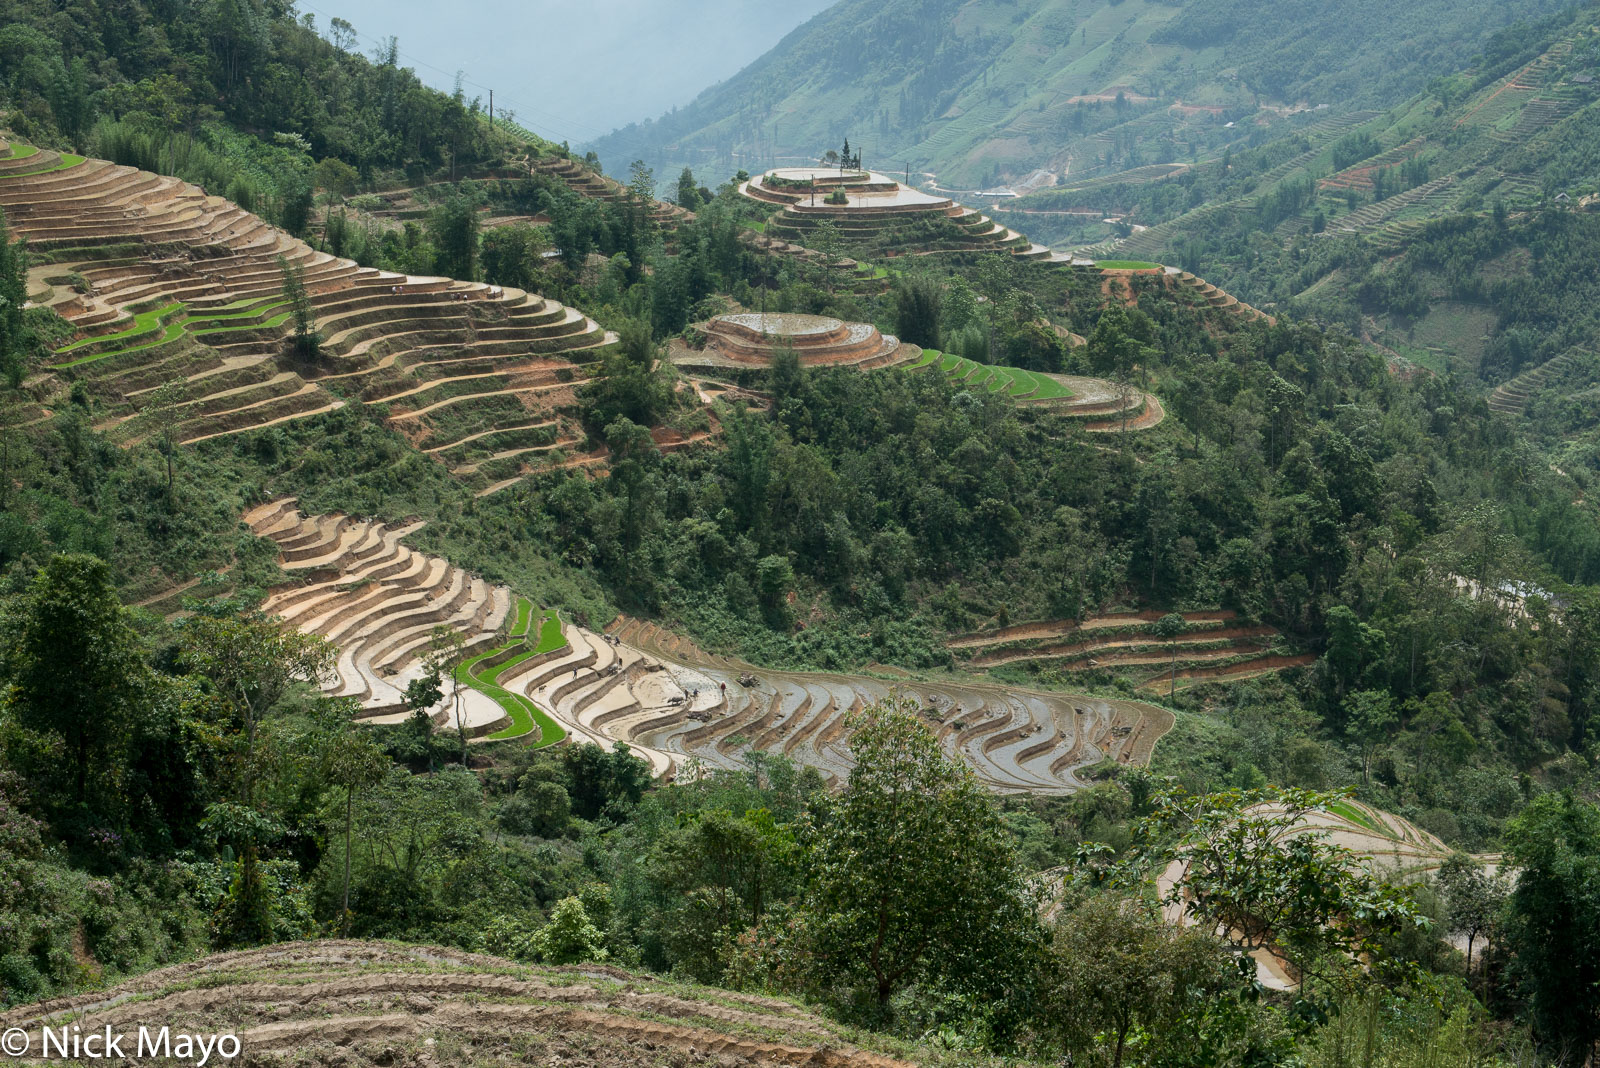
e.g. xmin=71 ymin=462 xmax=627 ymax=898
xmin=590 ymin=0 xmax=1569 ymax=190
xmin=1012 ymin=4 xmax=1600 ymax=422
xmin=0 ymin=941 xmax=931 ymax=1067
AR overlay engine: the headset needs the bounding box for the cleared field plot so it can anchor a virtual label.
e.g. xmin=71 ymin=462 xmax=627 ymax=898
xmin=1095 ymin=259 xmax=1161 ymax=270
xmin=950 ymin=610 xmax=1304 ymax=689
xmin=907 ymin=350 xmax=1165 ymax=429
xmin=0 ymin=941 xmax=913 ymax=1068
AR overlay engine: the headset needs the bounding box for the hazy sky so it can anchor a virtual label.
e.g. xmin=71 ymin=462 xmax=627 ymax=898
xmin=299 ymin=0 xmax=835 ymax=146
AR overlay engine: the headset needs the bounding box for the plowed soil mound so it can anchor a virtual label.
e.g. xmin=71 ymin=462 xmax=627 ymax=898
xmin=0 ymin=941 xmax=923 ymax=1067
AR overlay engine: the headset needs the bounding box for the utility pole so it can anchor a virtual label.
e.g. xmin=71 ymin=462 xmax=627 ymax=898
xmin=489 ymin=89 xmax=493 ymax=127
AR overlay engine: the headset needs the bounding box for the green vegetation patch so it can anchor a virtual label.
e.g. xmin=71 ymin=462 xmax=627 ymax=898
xmin=1328 ymin=798 xmax=1387 ymax=834
xmin=52 ymin=301 xmax=295 ymax=369
xmin=914 ymin=349 xmax=1072 ymax=401
xmin=0 ymin=153 xmax=86 ymax=178
xmin=54 ymin=302 xmax=185 ymax=354
xmin=457 ymin=601 xmax=567 ymax=745
xmin=1095 ymin=260 xmax=1162 ymax=270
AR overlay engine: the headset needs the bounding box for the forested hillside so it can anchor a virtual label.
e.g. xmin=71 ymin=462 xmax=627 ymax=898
xmin=590 ymin=0 xmax=1569 ymax=189
xmin=0 ymin=1 xmax=1599 ymax=1066
xmin=0 ymin=0 xmax=507 ymax=227
xmin=1010 ymin=3 xmax=1600 ymax=474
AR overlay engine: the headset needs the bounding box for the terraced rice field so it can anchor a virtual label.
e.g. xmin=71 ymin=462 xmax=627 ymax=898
xmin=1269 ymin=798 xmax=1497 ymax=879
xmin=949 ymin=610 xmax=1306 ymax=688
xmin=908 ymin=349 xmax=1162 ymax=428
xmin=1156 ymin=797 xmax=1479 ymax=991
xmin=246 ymin=499 xmax=520 ymax=736
xmin=1488 ymin=350 xmax=1578 ymax=415
xmin=0 ymin=941 xmax=912 ymax=1068
xmin=457 ymin=602 xmax=569 ymax=744
xmin=674 ymin=312 xmax=919 ymax=371
xmin=244 ymin=495 xmax=1175 ymax=791
xmin=740 ymin=168 xmax=1071 ymax=263
xmin=912 ymin=349 xmax=1073 ymax=399
xmin=2 ymin=142 xmax=616 ymax=495
xmin=602 ymin=618 xmax=1175 ymax=792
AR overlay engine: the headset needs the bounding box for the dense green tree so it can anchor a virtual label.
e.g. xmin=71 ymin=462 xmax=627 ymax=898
xmin=892 ymin=279 xmax=942 ymax=348
xmin=1086 ymin=305 xmax=1156 ymax=379
xmin=427 ymin=188 xmax=482 ymax=282
xmin=319 ymin=720 xmax=389 ymax=930
xmin=581 ymin=319 xmax=674 ymax=428
xmin=1434 ymin=852 xmax=1506 ymax=987
xmin=677 ymin=166 xmax=700 ymax=210
xmin=531 ymin=895 xmax=608 ymax=964
xmin=1154 ymin=612 xmax=1186 ymax=699
xmin=0 ymin=212 xmax=39 ymax=389
xmin=1136 ymin=787 xmax=1426 ymax=993
xmin=1344 ymin=690 xmax=1397 ymax=785
xmin=499 ymin=777 xmax=571 ymax=838
xmin=561 ymin=742 xmax=652 ymax=821
xmin=1045 ymin=894 xmax=1237 ymax=1068
xmin=1502 ymin=792 xmax=1600 ymax=1064
xmin=0 ymin=554 xmax=149 ymax=810
xmin=479 ymin=222 xmax=548 ymax=292
xmin=278 ymin=254 xmax=320 ymax=359
xmin=801 ymin=698 xmax=1040 ymax=1017
xmin=132 ymin=379 xmax=187 ymax=505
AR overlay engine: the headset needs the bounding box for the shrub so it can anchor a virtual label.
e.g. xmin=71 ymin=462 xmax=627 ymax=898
xmin=0 ymin=953 xmax=44 ymax=1004
xmin=530 ymin=896 xmax=607 ymax=964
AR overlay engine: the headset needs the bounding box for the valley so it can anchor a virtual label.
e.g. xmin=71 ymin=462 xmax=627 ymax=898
xmin=0 ymin=1 xmax=1596 ymax=1064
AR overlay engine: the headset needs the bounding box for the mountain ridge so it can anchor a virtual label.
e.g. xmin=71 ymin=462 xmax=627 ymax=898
xmin=590 ymin=0 xmax=1571 ymax=190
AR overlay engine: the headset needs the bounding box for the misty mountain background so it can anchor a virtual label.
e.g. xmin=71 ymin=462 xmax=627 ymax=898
xmin=305 ymin=0 xmax=835 ymax=146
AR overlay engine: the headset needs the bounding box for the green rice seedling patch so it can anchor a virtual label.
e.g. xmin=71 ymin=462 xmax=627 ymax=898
xmin=54 ymin=303 xmax=293 ymax=368
xmin=55 ymin=321 xmax=187 ymax=367
xmin=6 ymin=144 xmax=39 ymax=160
xmin=1328 ymin=799 xmax=1386 ymax=834
xmin=2 ymin=153 xmax=87 ymax=177
xmin=910 ymin=351 xmax=1076 ymax=402
xmin=510 ymin=596 xmax=534 ymax=637
xmin=1017 ymin=371 xmax=1073 ymax=399
xmin=532 ymin=608 xmax=563 ymax=653
xmin=185 ymin=300 xmax=289 ymax=324
xmin=1095 ymin=260 xmax=1161 ymax=270
xmin=457 ymin=603 xmax=568 ymax=744
xmin=55 ymin=302 xmax=185 ymax=354
xmin=189 ymin=311 xmax=292 ymax=337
